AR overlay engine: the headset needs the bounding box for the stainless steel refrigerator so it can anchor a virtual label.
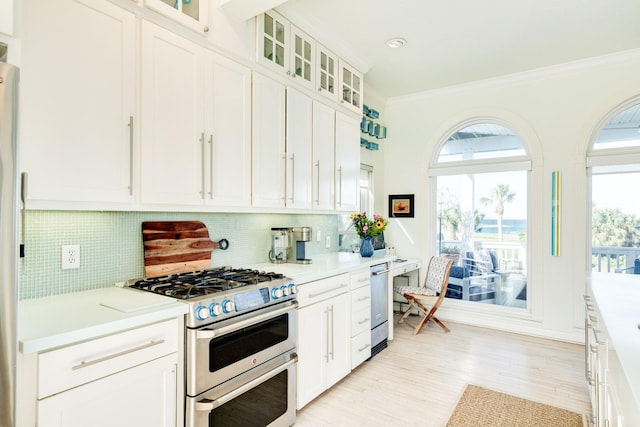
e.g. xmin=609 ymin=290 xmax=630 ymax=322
xmin=0 ymin=60 xmax=19 ymax=427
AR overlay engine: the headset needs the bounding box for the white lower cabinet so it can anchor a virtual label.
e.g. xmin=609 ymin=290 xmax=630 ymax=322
xmin=350 ymin=269 xmax=371 ymax=368
xmin=37 ymin=355 xmax=177 ymax=427
xmin=35 ymin=319 xmax=181 ymax=427
xmin=296 ymin=274 xmax=351 ymax=409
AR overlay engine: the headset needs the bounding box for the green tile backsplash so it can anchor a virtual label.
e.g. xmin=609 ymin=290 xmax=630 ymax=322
xmin=19 ymin=210 xmax=342 ymax=300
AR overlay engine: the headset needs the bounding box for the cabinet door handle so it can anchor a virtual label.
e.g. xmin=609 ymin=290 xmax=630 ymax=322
xmin=281 ymin=154 xmax=287 ymax=203
xmin=289 ymin=153 xmax=295 ymax=203
xmin=328 ymin=305 xmax=334 ymax=360
xmin=128 ymin=116 xmax=134 ymax=195
xmin=337 ymin=166 xmax=343 ymax=206
xmin=315 ymin=160 xmax=320 ymax=205
xmin=200 ymin=132 xmax=206 ymax=198
xmin=324 ymin=306 xmax=330 ymax=363
xmin=208 ymin=134 xmax=213 ymax=198
xmin=72 ymin=339 xmax=165 ymax=370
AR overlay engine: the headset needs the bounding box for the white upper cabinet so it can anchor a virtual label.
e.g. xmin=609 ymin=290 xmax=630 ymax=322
xmin=20 ymin=0 xmax=136 ymax=206
xmin=144 ymin=0 xmax=210 ymax=33
xmin=252 ymin=73 xmax=287 ymax=209
xmin=339 ymin=60 xmax=363 ymax=115
xmin=140 ymin=21 xmax=204 ymax=206
xmin=335 ymin=111 xmax=360 ymax=212
xmin=202 ymin=52 xmax=252 ymax=207
xmin=316 ymin=43 xmax=338 ymax=102
xmin=256 ymin=10 xmax=315 ymax=91
xmin=140 ymin=21 xmax=251 ymax=208
xmin=312 ymin=101 xmax=336 ymax=210
xmin=285 ymin=87 xmax=313 ymax=209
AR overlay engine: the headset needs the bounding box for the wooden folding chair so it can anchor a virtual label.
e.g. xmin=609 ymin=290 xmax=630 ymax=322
xmin=394 ymin=256 xmax=454 ymax=334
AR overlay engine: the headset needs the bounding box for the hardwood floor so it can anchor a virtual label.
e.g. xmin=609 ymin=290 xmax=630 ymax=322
xmin=295 ymin=315 xmax=591 ymax=426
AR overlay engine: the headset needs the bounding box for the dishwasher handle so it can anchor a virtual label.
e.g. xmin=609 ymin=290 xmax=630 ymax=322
xmin=372 ymin=269 xmax=390 ymax=276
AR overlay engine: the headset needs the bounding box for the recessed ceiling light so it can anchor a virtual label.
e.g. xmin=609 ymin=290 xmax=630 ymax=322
xmin=385 ymin=38 xmax=407 ymax=48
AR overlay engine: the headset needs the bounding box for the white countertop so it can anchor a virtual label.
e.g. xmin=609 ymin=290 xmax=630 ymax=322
xmin=18 ymin=253 xmax=411 ymax=354
xmin=589 ymin=272 xmax=640 ymax=412
xmin=18 ymin=287 xmax=188 ymax=354
xmin=249 ymin=252 xmax=399 ymax=284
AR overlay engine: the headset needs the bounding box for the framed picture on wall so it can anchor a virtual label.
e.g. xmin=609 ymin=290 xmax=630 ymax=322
xmin=388 ymin=194 xmax=414 ymax=218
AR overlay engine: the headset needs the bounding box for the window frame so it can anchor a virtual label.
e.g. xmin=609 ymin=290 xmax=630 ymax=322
xmin=429 ymin=118 xmax=534 ymax=317
xmin=586 ymin=97 xmax=640 ymax=276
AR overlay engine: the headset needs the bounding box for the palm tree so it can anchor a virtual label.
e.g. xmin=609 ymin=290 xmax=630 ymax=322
xmin=480 ymin=184 xmax=516 ymax=241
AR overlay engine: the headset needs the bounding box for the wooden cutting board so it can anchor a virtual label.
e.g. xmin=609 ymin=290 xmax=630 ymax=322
xmin=142 ymin=221 xmax=228 ymax=278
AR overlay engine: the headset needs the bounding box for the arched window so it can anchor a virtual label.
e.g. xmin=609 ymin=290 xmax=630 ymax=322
xmin=588 ymin=101 xmax=640 ymax=275
xmin=430 ymin=122 xmax=530 ymax=309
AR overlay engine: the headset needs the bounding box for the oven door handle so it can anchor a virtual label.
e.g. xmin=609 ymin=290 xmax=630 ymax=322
xmin=194 ymin=354 xmax=298 ymax=411
xmin=195 ymin=300 xmax=298 ymax=340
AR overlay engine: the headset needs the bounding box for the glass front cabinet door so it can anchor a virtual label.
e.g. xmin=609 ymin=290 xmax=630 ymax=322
xmin=257 ymin=10 xmax=315 ymax=91
xmin=316 ymin=43 xmax=338 ymax=102
xmin=145 ymin=0 xmax=210 ymax=33
xmin=339 ymin=60 xmax=363 ymax=114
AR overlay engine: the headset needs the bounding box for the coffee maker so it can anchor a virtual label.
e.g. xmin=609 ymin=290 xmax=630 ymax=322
xmin=290 ymin=227 xmax=312 ymax=264
xmin=269 ymin=228 xmax=289 ymax=264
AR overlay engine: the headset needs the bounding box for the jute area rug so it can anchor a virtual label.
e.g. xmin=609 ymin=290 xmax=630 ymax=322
xmin=446 ymin=384 xmax=588 ymax=427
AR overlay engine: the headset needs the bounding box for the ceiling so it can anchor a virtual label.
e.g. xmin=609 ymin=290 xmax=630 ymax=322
xmin=277 ymin=0 xmax=640 ymax=99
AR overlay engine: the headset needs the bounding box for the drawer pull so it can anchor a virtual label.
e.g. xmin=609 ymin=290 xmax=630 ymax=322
xmin=72 ymin=339 xmax=165 ymax=370
xmin=357 ymin=296 xmax=371 ymax=302
xmin=357 ymin=317 xmax=371 ymax=325
xmin=308 ymin=284 xmax=349 ymax=299
xmin=358 ymin=343 xmax=371 ymax=352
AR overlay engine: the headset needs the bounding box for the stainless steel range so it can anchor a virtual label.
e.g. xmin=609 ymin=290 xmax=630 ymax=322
xmin=128 ymin=266 xmax=298 ymax=427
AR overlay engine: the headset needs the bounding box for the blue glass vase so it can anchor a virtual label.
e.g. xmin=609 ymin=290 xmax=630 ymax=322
xmin=360 ymin=237 xmax=374 ymax=258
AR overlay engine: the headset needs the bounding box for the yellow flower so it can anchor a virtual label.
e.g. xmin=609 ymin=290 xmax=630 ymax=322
xmin=375 ymin=220 xmax=385 ymax=230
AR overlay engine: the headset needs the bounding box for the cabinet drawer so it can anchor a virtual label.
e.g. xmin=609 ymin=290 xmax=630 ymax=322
xmin=297 ymin=274 xmax=350 ymax=308
xmin=38 ymin=318 xmax=179 ymax=398
xmin=351 ymin=306 xmax=371 ymax=337
xmin=351 ymin=285 xmax=371 ymax=311
xmin=350 ymin=269 xmax=370 ymax=290
xmin=351 ymin=331 xmax=371 ymax=369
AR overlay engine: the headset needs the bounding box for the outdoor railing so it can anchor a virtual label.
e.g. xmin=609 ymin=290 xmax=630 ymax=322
xmin=440 ymin=240 xmax=526 ymax=273
xmin=592 ymin=246 xmax=640 ymax=273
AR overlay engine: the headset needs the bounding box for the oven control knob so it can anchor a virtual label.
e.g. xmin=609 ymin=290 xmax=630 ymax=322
xmin=271 ymin=287 xmax=283 ymax=299
xmin=288 ymin=283 xmax=297 ymax=294
xmin=209 ymin=302 xmax=222 ymax=317
xmin=281 ymin=285 xmax=290 ymax=296
xmin=222 ymin=299 xmax=234 ymax=313
xmin=195 ymin=305 xmax=209 ymax=321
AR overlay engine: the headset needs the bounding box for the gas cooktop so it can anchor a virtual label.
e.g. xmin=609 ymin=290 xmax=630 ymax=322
xmin=129 ymin=266 xmax=288 ymax=300
xmin=127 ymin=266 xmax=297 ymax=328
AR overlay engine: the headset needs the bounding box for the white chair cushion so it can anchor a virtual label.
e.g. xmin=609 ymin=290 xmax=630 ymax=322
xmin=394 ymin=285 xmax=437 ymax=297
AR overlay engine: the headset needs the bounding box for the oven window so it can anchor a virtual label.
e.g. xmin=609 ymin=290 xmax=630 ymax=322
xmin=209 ymin=370 xmax=288 ymax=427
xmin=209 ymin=313 xmax=289 ymax=372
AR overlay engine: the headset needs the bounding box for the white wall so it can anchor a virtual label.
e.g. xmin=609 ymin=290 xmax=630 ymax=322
xmin=380 ymin=49 xmax=640 ymax=341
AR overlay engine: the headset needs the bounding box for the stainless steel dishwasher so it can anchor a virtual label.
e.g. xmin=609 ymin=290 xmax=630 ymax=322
xmin=370 ymin=262 xmax=389 ymax=358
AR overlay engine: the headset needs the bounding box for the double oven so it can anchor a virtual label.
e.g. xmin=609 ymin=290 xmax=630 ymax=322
xmin=128 ymin=267 xmax=298 ymax=427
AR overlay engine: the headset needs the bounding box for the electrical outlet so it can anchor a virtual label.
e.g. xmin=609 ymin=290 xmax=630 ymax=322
xmin=62 ymin=244 xmax=80 ymax=269
xmin=325 ymin=235 xmax=331 ymax=249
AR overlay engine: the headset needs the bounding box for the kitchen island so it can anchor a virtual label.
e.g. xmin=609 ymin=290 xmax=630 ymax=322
xmin=588 ymin=272 xmax=640 ymax=426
